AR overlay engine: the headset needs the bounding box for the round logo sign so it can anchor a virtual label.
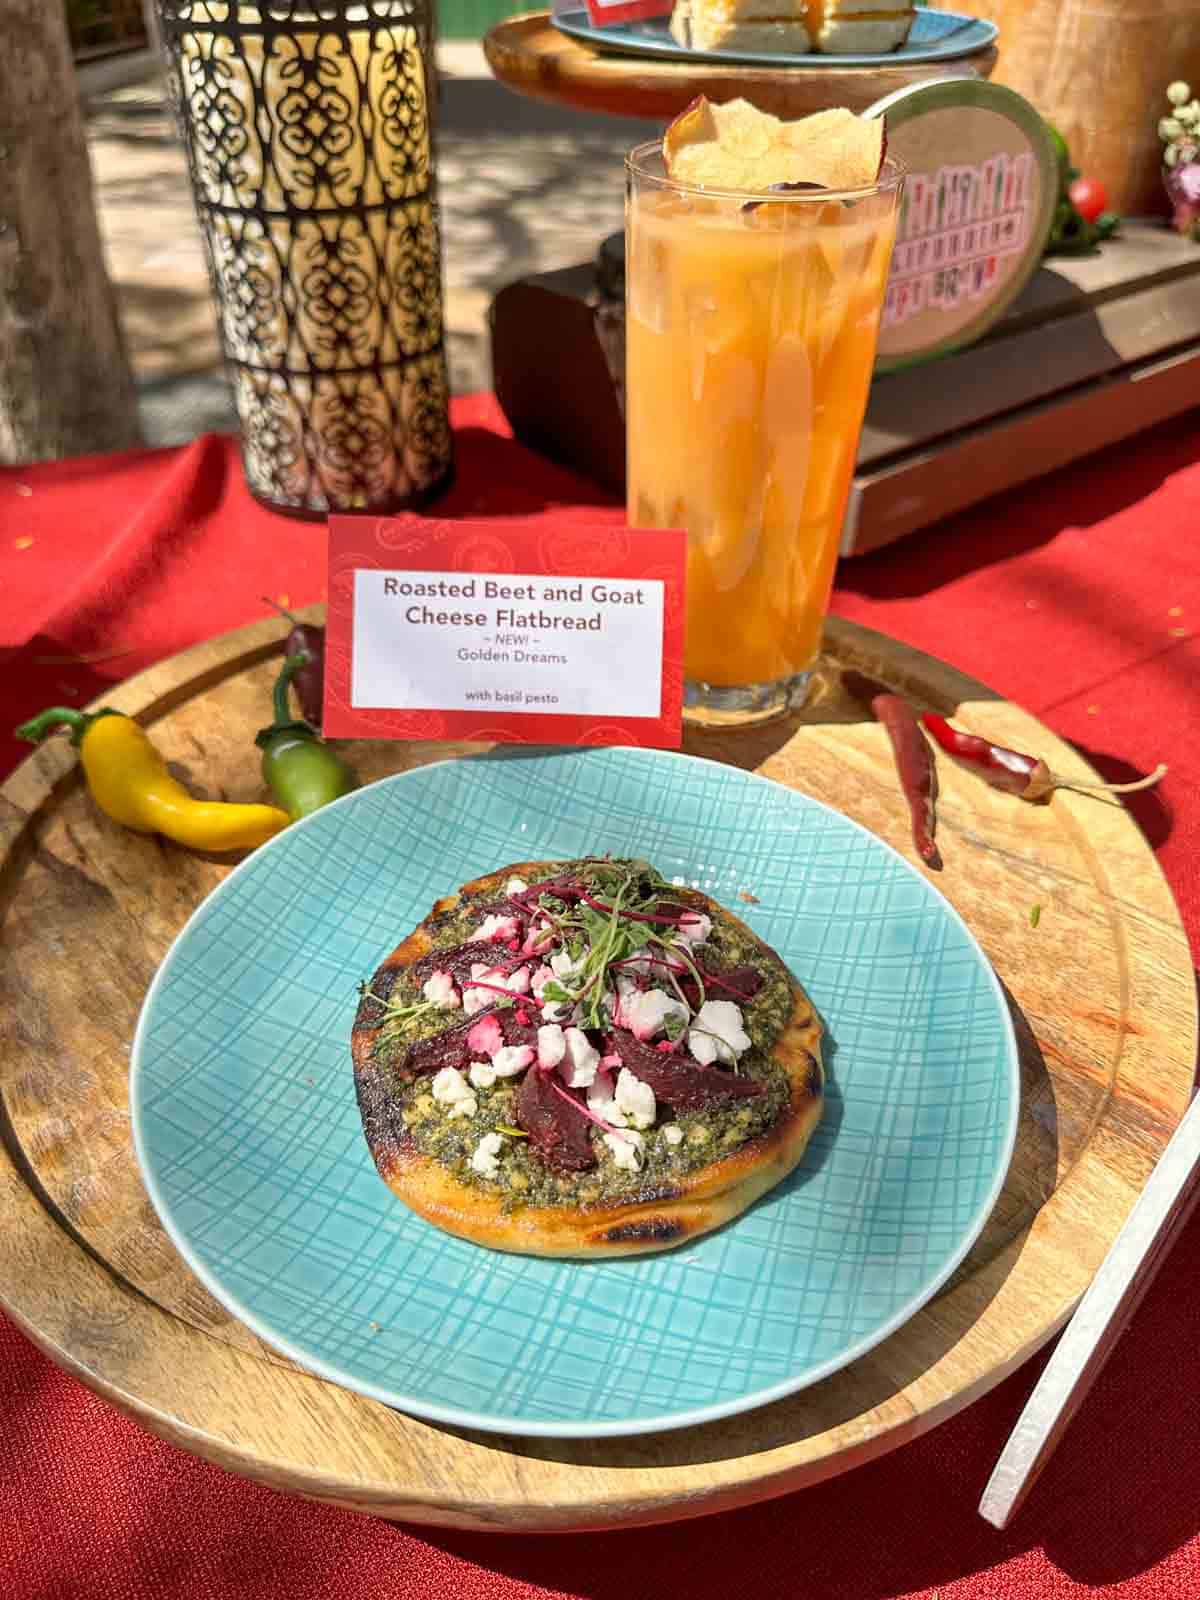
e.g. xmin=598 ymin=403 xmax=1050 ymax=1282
xmin=865 ymin=79 xmax=1059 ymax=371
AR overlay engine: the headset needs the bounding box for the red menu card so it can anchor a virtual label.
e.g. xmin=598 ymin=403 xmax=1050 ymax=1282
xmin=323 ymin=514 xmax=686 ymax=748
xmin=581 ymin=0 xmax=673 ymax=25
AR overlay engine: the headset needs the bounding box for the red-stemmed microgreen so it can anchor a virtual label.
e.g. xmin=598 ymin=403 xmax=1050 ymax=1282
xmin=647 ymin=930 xmax=707 ymax=1011
xmin=545 ymin=1071 xmax=636 ymax=1145
xmin=463 ymin=979 xmax=536 ymax=1007
xmin=576 ymin=889 xmax=695 ymax=926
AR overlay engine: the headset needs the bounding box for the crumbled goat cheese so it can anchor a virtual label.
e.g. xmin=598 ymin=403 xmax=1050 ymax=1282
xmin=491 ymin=1044 xmax=535 ymax=1077
xmin=421 ymin=970 xmax=459 ymax=1009
xmin=614 ymin=1068 xmax=656 ymax=1130
xmin=468 ymin=1060 xmax=497 ymax=1090
xmin=431 ymin=1066 xmax=477 ymax=1119
xmin=622 ymin=987 xmax=689 ymax=1042
xmin=688 ymin=999 xmax=751 ymax=1066
xmin=470 ymin=1132 xmax=504 ymax=1178
xmin=537 ymin=1023 xmax=566 ymax=1069
xmin=604 ymin=1129 xmax=645 ymax=1171
xmin=561 ymin=1027 xmax=600 ymax=1087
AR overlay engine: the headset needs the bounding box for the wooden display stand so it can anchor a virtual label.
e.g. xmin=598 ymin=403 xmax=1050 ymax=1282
xmin=489 ymin=220 xmax=1200 ymax=554
xmin=484 ymin=10 xmax=997 ymax=121
xmin=846 ymin=224 xmax=1200 ymax=552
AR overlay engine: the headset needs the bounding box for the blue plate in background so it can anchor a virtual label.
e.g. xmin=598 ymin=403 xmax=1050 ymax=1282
xmin=552 ymin=7 xmax=998 ymax=70
xmin=131 ymin=748 xmax=1018 ymax=1438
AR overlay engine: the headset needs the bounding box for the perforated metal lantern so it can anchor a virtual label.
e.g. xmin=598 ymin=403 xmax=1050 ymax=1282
xmin=157 ymin=2 xmax=453 ymax=516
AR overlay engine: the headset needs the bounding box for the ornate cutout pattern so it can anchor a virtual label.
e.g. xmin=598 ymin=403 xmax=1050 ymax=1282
xmin=159 ymin=0 xmax=452 ymax=513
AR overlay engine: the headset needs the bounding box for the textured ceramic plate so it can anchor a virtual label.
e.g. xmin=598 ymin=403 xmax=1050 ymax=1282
xmin=552 ymin=7 xmax=996 ymax=68
xmin=131 ymin=748 xmax=1018 ymax=1438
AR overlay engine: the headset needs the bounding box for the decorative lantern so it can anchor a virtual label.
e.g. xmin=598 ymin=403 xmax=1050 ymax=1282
xmin=156 ymin=1 xmax=453 ymax=517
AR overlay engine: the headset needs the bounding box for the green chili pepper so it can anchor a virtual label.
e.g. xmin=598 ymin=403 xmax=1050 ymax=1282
xmin=255 ymin=652 xmax=357 ymax=821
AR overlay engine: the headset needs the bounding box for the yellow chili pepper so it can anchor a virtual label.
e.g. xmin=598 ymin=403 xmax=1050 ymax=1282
xmin=16 ymin=706 xmax=290 ymax=852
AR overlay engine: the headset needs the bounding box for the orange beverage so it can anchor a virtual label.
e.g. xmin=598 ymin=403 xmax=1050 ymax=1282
xmin=626 ymin=143 xmax=902 ymax=723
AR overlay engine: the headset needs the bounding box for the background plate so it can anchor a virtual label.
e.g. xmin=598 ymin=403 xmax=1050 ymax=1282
xmin=131 ymin=747 xmax=1018 ymax=1438
xmin=552 ymin=7 xmax=997 ymax=69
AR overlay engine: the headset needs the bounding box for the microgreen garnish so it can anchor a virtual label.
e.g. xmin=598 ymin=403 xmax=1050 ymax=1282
xmin=513 ymin=861 xmax=722 ymax=1034
xmin=649 ymin=932 xmax=707 ymax=1010
xmin=382 ymin=995 xmax=434 ymax=1020
xmin=369 ymin=993 xmax=438 ymax=1056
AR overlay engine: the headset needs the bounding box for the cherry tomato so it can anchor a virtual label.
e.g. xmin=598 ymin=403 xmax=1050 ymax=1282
xmin=1068 ymin=176 xmax=1108 ymax=223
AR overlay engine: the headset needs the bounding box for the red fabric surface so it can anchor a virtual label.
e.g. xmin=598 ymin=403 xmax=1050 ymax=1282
xmin=1 ymin=395 xmax=1198 ymax=1600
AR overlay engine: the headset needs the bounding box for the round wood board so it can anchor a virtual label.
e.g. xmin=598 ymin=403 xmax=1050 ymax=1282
xmin=0 ymin=611 xmax=1194 ymax=1532
xmin=483 ymin=11 xmax=997 ymax=122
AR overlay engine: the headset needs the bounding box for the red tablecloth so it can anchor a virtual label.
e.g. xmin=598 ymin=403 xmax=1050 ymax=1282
xmin=1 ymin=395 xmax=1198 ymax=1600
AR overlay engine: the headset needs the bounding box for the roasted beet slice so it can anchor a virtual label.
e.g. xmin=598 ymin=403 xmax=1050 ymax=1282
xmin=716 ymin=964 xmax=764 ymax=999
xmin=388 ymin=1001 xmax=545 ymax=1081
xmin=410 ymin=940 xmax=529 ymax=985
xmin=401 ymin=1017 xmax=477 ymax=1078
xmin=467 ymin=896 xmax=532 ymax=922
xmin=516 ymin=1067 xmax=596 ymax=1171
xmin=606 ymin=1031 xmax=764 ymax=1110
xmin=497 ymin=1009 xmax=541 ymax=1051
xmin=509 ymin=875 xmax=587 ymax=907
xmin=678 ymin=962 xmax=766 ymax=1008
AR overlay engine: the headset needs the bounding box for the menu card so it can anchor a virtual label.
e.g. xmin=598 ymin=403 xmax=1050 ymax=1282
xmin=581 ymin=0 xmax=673 ymax=26
xmin=324 ymin=514 xmax=686 ymax=747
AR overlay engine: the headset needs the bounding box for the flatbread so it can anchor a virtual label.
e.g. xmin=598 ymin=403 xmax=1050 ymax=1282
xmin=352 ymin=859 xmax=823 ymax=1258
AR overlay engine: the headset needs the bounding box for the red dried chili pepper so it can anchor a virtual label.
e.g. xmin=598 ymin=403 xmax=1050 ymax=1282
xmin=920 ymin=714 xmax=1167 ymax=803
xmin=843 ymin=671 xmax=941 ymax=871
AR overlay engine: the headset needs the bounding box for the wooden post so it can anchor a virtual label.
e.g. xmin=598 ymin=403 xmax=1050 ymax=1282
xmin=0 ymin=0 xmax=141 ymax=463
xmin=143 ymin=0 xmax=163 ymax=56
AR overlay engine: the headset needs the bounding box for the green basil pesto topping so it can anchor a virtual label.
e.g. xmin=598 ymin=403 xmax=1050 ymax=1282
xmin=366 ymin=858 xmax=797 ymax=1211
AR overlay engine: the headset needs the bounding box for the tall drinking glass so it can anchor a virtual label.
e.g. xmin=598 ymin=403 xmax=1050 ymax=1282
xmin=625 ymin=144 xmax=903 ymax=725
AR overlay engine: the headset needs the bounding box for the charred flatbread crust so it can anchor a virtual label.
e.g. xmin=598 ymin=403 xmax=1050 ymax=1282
xmin=352 ymin=860 xmax=823 ymax=1258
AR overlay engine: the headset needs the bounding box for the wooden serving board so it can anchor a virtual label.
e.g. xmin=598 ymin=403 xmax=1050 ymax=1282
xmin=0 ymin=612 xmax=1194 ymax=1531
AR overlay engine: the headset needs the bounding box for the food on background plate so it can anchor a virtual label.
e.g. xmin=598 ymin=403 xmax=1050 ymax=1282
xmin=813 ymin=0 xmax=915 ymax=52
xmin=351 ymin=857 xmax=824 ymax=1258
xmin=15 ymin=705 xmax=289 ymax=852
xmin=669 ymin=0 xmax=813 ymax=56
xmin=668 ymin=0 xmax=914 ymax=55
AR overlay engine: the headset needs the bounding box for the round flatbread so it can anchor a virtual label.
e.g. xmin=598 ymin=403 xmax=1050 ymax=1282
xmin=352 ymin=858 xmax=823 ymax=1258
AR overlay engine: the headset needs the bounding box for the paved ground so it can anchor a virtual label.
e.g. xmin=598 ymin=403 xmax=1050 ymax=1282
xmin=85 ymin=44 xmax=659 ymax=446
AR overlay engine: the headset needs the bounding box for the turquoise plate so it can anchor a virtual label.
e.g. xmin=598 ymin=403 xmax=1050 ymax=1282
xmin=552 ymin=7 xmax=997 ymax=70
xmin=131 ymin=748 xmax=1018 ymax=1439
